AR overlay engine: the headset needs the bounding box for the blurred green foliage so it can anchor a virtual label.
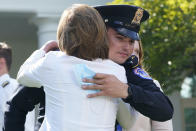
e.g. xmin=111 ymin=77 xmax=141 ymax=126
xmin=109 ymin=0 xmax=196 ymax=94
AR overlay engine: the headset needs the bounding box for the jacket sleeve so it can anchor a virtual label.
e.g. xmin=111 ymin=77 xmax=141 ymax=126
xmin=17 ymin=49 xmax=46 ymax=88
xmin=123 ymin=83 xmax=173 ymax=121
xmin=116 ymin=99 xmax=138 ymax=129
xmin=123 ymin=67 xmax=174 ymax=122
xmin=150 ymin=81 xmax=173 ymax=131
xmin=3 ymin=86 xmax=45 ymax=131
xmin=151 ymin=119 xmax=173 ymax=131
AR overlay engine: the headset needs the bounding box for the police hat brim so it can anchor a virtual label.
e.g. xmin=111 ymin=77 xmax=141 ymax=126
xmin=94 ymin=5 xmax=149 ymax=40
xmin=114 ymin=27 xmax=140 ymax=40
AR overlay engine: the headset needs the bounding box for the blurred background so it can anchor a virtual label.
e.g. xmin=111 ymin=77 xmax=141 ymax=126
xmin=0 ymin=0 xmax=195 ymax=130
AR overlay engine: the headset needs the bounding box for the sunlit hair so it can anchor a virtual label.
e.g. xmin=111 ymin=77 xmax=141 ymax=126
xmin=0 ymin=42 xmax=12 ymax=71
xmin=57 ymin=4 xmax=109 ymax=60
xmin=137 ymin=40 xmax=152 ymax=75
xmin=138 ymin=40 xmax=144 ymax=67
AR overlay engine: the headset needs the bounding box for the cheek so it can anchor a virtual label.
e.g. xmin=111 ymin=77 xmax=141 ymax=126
xmin=108 ymin=39 xmax=121 ymax=52
xmin=130 ymin=45 xmax=134 ymax=52
xmin=108 ymin=46 xmax=115 ymax=58
xmin=108 ymin=40 xmax=116 ymax=54
xmin=131 ymin=50 xmax=137 ymax=56
xmin=128 ymin=49 xmax=133 ymax=57
xmin=108 ymin=44 xmax=119 ymax=61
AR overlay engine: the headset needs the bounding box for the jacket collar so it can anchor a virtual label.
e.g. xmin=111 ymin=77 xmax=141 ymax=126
xmin=0 ymin=74 xmax=10 ymax=88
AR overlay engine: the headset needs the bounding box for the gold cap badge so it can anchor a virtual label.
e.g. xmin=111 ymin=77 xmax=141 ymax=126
xmin=131 ymin=8 xmax=144 ymax=25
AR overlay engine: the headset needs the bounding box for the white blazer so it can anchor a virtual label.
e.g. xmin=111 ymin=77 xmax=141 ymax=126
xmin=0 ymin=74 xmax=35 ymax=131
xmin=17 ymin=50 xmax=128 ymax=131
xmin=0 ymin=74 xmax=18 ymax=131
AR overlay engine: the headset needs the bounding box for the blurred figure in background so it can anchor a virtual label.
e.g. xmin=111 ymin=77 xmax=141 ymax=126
xmin=122 ymin=40 xmax=173 ymax=131
xmin=0 ymin=42 xmax=34 ymax=131
xmin=0 ymin=42 xmax=17 ymax=131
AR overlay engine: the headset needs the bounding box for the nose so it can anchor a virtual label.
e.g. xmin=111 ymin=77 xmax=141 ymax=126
xmin=123 ymin=42 xmax=133 ymax=52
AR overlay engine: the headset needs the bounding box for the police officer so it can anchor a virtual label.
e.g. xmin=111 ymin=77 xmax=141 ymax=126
xmin=0 ymin=42 xmax=18 ymax=131
xmin=0 ymin=42 xmax=35 ymax=131
xmin=84 ymin=5 xmax=173 ymax=130
xmin=84 ymin=4 xmax=173 ymax=121
xmin=4 ymin=5 xmax=173 ymax=131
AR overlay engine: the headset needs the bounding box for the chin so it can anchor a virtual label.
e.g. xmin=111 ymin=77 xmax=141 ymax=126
xmin=110 ymin=57 xmax=126 ymax=64
xmin=116 ymin=59 xmax=126 ymax=64
xmin=121 ymin=60 xmax=126 ymax=64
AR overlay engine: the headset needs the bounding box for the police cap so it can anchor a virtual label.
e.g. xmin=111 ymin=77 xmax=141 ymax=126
xmin=94 ymin=5 xmax=149 ymax=40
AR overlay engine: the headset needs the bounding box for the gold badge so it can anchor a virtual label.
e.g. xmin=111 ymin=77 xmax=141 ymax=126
xmin=131 ymin=8 xmax=144 ymax=25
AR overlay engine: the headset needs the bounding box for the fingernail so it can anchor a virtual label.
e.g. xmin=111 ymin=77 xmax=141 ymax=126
xmin=82 ymin=78 xmax=86 ymax=82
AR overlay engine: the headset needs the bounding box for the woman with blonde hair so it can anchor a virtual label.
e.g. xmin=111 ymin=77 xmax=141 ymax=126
xmin=17 ymin=4 xmax=129 ymax=131
xmin=122 ymin=40 xmax=173 ymax=131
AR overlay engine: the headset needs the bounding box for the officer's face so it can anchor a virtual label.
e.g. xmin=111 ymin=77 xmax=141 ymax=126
xmin=107 ymin=28 xmax=134 ymax=64
xmin=0 ymin=58 xmax=8 ymax=75
xmin=132 ymin=40 xmax=140 ymax=61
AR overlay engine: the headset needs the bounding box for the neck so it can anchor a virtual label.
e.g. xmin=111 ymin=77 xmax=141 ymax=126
xmin=0 ymin=69 xmax=8 ymax=77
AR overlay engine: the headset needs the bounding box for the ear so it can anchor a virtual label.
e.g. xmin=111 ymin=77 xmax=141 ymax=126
xmin=0 ymin=57 xmax=8 ymax=75
xmin=0 ymin=57 xmax=6 ymax=65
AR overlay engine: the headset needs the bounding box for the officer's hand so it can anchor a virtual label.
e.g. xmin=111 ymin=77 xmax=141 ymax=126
xmin=82 ymin=73 xmax=128 ymax=98
xmin=41 ymin=40 xmax=58 ymax=53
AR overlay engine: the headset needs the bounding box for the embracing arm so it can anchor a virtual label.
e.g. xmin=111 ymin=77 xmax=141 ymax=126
xmin=17 ymin=40 xmax=58 ymax=88
xmin=3 ymin=86 xmax=45 ymax=131
xmin=122 ymin=83 xmax=173 ymax=121
xmin=82 ymin=73 xmax=173 ymax=121
xmin=17 ymin=49 xmax=46 ymax=88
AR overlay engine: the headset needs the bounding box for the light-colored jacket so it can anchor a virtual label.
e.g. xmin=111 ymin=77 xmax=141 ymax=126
xmin=17 ymin=50 xmax=131 ymax=131
xmin=0 ymin=74 xmax=35 ymax=131
xmin=123 ymin=80 xmax=173 ymax=131
xmin=123 ymin=112 xmax=173 ymax=131
xmin=0 ymin=74 xmax=18 ymax=131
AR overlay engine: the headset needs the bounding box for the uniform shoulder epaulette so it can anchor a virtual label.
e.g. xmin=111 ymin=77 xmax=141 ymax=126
xmin=2 ymin=81 xmax=10 ymax=88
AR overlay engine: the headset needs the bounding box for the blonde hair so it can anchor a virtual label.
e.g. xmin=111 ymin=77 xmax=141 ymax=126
xmin=57 ymin=4 xmax=109 ymax=60
xmin=138 ymin=40 xmax=144 ymax=67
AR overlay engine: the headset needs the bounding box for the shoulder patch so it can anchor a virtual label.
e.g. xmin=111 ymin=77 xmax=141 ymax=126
xmin=133 ymin=67 xmax=152 ymax=80
xmin=2 ymin=81 xmax=10 ymax=88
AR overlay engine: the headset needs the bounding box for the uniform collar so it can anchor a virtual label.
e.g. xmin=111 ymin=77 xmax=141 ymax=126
xmin=0 ymin=74 xmax=10 ymax=88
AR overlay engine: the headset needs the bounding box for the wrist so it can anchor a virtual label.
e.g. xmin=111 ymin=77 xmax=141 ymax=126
xmin=122 ymin=84 xmax=129 ymax=99
xmin=122 ymin=83 xmax=133 ymax=102
xmin=43 ymin=47 xmax=49 ymax=53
